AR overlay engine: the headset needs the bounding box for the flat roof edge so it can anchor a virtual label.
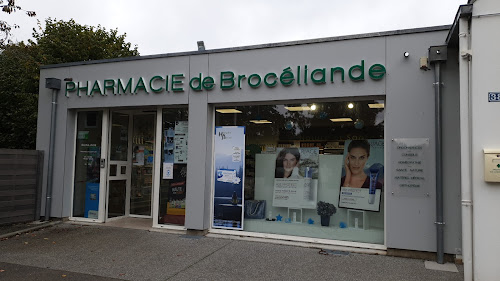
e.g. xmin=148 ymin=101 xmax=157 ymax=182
xmin=41 ymin=25 xmax=451 ymax=70
xmin=446 ymin=4 xmax=473 ymax=46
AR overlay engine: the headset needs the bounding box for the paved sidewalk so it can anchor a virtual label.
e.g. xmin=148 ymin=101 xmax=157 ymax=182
xmin=0 ymin=220 xmax=61 ymax=238
xmin=0 ymin=261 xmax=120 ymax=281
xmin=0 ymin=223 xmax=463 ymax=281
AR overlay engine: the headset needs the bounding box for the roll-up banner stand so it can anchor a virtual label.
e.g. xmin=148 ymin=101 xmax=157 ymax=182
xmin=213 ymin=126 xmax=245 ymax=230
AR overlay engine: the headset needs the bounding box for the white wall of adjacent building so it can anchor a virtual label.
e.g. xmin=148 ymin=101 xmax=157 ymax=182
xmin=466 ymin=0 xmax=500 ymax=280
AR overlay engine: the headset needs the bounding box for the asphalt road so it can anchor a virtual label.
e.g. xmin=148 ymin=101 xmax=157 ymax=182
xmin=0 ymin=223 xmax=464 ymax=281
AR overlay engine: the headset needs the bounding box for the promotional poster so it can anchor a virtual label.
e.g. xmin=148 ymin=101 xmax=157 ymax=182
xmin=163 ymin=121 xmax=188 ymax=179
xmin=273 ymin=147 xmax=319 ymax=209
xmin=338 ymin=139 xmax=384 ymax=212
xmin=166 ymin=164 xmax=187 ymax=217
xmin=84 ymin=182 xmax=99 ymax=219
xmin=212 ymin=126 xmax=245 ymax=230
xmin=174 ymin=121 xmax=188 ymax=164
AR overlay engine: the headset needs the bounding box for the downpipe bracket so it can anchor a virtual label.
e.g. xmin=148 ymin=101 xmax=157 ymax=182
xmin=461 ymin=200 xmax=473 ymax=207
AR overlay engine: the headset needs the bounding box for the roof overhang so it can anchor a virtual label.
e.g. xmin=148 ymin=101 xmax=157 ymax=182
xmin=446 ymin=4 xmax=473 ymax=48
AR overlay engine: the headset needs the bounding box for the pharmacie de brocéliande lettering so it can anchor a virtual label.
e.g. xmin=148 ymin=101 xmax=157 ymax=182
xmin=64 ymin=61 xmax=386 ymax=97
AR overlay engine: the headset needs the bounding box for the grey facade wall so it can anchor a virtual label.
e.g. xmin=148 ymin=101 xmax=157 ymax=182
xmin=36 ymin=27 xmax=461 ymax=253
xmin=384 ymin=31 xmax=438 ymax=252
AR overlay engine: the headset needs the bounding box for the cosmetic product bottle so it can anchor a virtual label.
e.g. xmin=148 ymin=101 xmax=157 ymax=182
xmin=368 ymin=166 xmax=379 ymax=204
xmin=305 ymin=167 xmax=312 ymax=178
xmin=231 ymin=191 xmax=238 ymax=205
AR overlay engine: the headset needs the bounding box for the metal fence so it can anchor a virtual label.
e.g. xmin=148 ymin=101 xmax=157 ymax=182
xmin=0 ymin=149 xmax=44 ymax=225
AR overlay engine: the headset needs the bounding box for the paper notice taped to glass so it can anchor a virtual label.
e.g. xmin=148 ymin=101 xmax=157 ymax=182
xmin=163 ymin=163 xmax=173 ymax=179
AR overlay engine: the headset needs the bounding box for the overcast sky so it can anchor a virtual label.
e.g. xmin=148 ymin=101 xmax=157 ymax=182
xmin=7 ymin=0 xmax=467 ymax=56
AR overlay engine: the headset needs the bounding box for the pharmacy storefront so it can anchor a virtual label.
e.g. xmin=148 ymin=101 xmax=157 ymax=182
xmin=37 ymin=26 xmax=462 ymax=255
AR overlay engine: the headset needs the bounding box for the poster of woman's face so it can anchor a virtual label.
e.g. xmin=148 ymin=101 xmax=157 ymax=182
xmin=275 ymin=147 xmax=319 ymax=179
xmin=341 ymin=139 xmax=385 ymax=188
xmin=338 ymin=139 xmax=384 ymax=212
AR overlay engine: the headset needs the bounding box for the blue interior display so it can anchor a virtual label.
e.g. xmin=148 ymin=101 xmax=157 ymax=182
xmin=84 ymin=182 xmax=99 ymax=219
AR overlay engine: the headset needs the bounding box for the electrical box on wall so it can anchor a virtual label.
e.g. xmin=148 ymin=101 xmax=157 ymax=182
xmin=483 ymin=149 xmax=500 ymax=182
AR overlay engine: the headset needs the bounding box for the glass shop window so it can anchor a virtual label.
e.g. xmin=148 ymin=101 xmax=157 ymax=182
xmin=214 ymin=99 xmax=385 ymax=244
xmin=158 ymin=107 xmax=189 ymax=226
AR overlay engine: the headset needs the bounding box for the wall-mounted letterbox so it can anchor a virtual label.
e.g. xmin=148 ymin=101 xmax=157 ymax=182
xmin=484 ymin=149 xmax=500 ymax=182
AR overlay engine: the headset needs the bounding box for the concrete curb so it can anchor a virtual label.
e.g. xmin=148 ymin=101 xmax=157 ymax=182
xmin=0 ymin=221 xmax=63 ymax=240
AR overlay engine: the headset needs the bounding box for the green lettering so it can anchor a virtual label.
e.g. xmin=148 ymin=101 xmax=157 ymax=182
xmin=304 ymin=65 xmax=308 ymax=85
xmin=369 ymin=64 xmax=386 ymax=80
xmin=149 ymin=75 xmax=164 ymax=93
xmin=248 ymin=74 xmax=262 ymax=88
xmin=171 ymin=74 xmax=184 ymax=92
xmin=330 ymin=67 xmax=345 ymax=83
xmin=77 ymin=81 xmax=88 ymax=96
xmin=349 ymin=60 xmax=365 ymax=81
xmin=118 ymin=78 xmax=133 ymax=94
xmin=90 ymin=80 xmax=103 ymax=96
xmin=280 ymin=67 xmax=295 ymax=86
xmin=237 ymin=75 xmax=246 ymax=89
xmin=202 ymin=76 xmax=215 ymax=90
xmin=311 ymin=68 xmax=326 ymax=84
xmin=297 ymin=66 xmax=301 ymax=85
xmin=189 ymin=73 xmax=202 ymax=91
xmin=264 ymin=73 xmax=277 ymax=87
xmin=220 ymin=71 xmax=235 ymax=90
xmin=103 ymin=79 xmax=115 ymax=95
xmin=134 ymin=77 xmax=148 ymax=94
xmin=65 ymin=82 xmax=76 ymax=97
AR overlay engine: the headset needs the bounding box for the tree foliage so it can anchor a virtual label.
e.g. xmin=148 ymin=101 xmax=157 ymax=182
xmin=0 ymin=43 xmax=39 ymax=149
xmin=33 ymin=18 xmax=139 ymax=64
xmin=0 ymin=18 xmax=139 ymax=149
xmin=0 ymin=0 xmax=36 ymax=46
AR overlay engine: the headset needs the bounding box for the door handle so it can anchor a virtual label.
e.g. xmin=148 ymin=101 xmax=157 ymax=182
xmin=100 ymin=158 xmax=106 ymax=168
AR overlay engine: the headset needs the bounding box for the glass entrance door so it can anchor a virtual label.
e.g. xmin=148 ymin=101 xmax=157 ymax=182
xmin=107 ymin=112 xmax=130 ymax=219
xmin=73 ymin=109 xmax=156 ymax=222
xmin=72 ymin=110 xmax=108 ymax=222
xmin=130 ymin=113 xmax=156 ymax=217
xmin=105 ymin=111 xmax=156 ymax=219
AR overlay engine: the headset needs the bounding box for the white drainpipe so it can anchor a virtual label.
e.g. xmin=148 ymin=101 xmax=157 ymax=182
xmin=459 ymin=16 xmax=473 ymax=281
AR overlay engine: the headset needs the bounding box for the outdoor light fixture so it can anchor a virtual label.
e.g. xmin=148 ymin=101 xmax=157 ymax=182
xmin=285 ymin=106 xmax=313 ymax=111
xmin=310 ymin=104 xmax=317 ymax=111
xmin=250 ymin=120 xmax=272 ymax=124
xmin=348 ymin=103 xmax=354 ymax=109
xmin=368 ymin=103 xmax=385 ymax=109
xmin=330 ymin=118 xmax=353 ymax=122
xmin=197 ymin=41 xmax=205 ymax=51
xmin=216 ymin=109 xmax=242 ymax=113
xmin=404 ymin=51 xmax=410 ymax=58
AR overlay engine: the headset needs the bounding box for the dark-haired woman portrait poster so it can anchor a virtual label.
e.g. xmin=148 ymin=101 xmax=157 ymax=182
xmin=273 ymin=147 xmax=319 ymax=209
xmin=339 ymin=139 xmax=384 ymax=212
xmin=274 ymin=147 xmax=319 ymax=179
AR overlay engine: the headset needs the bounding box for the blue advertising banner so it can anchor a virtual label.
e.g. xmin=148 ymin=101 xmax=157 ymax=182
xmin=213 ymin=126 xmax=245 ymax=230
